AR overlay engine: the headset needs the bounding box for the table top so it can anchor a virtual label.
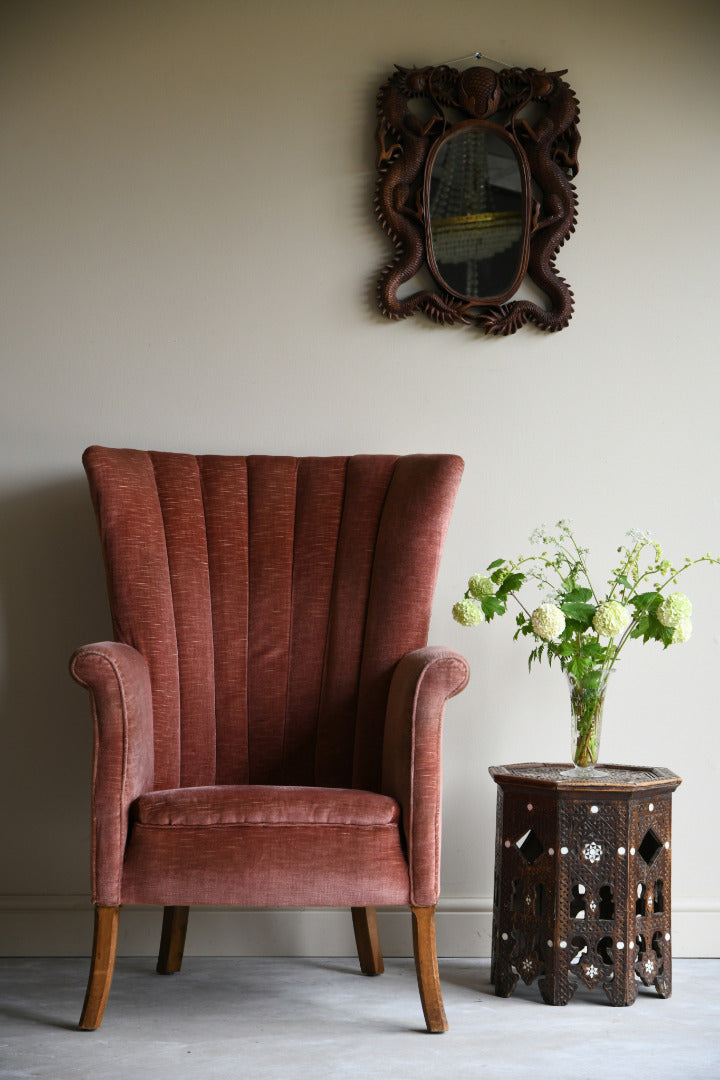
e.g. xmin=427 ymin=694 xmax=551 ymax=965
xmin=489 ymin=763 xmax=681 ymax=793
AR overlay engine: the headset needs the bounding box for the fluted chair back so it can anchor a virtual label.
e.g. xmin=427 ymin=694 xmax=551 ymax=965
xmin=85 ymin=449 xmax=461 ymax=793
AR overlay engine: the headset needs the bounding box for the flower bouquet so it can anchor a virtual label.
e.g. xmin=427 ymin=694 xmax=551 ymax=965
xmin=453 ymin=521 xmax=718 ymax=771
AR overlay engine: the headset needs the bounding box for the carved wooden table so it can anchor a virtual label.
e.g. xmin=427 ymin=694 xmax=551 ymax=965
xmin=489 ymin=764 xmax=681 ymax=1006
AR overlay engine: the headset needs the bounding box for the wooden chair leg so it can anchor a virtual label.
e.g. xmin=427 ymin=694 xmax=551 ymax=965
xmin=79 ymin=905 xmax=119 ymax=1030
xmin=351 ymin=906 xmax=384 ymax=976
xmin=157 ymin=906 xmax=190 ymax=974
xmin=411 ymin=905 xmax=448 ymax=1033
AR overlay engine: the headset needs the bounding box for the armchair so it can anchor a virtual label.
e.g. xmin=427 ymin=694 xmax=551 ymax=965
xmin=71 ymin=448 xmax=469 ymax=1031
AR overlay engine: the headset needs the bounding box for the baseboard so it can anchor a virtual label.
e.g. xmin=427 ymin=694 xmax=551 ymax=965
xmin=1 ymin=895 xmax=718 ymax=957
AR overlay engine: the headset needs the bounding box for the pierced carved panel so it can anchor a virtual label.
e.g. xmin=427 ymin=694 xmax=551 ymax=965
xmin=490 ymin=765 xmax=680 ymax=1006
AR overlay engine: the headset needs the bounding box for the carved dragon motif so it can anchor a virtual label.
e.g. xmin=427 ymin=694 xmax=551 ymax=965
xmin=373 ymin=64 xmax=580 ymax=337
xmin=479 ymin=68 xmax=581 ymax=335
xmin=374 ymin=66 xmax=469 ymax=324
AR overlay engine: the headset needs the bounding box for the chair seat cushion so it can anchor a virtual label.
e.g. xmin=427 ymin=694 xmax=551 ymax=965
xmin=133 ymin=784 xmax=401 ymax=828
xmin=122 ymin=783 xmax=410 ymax=907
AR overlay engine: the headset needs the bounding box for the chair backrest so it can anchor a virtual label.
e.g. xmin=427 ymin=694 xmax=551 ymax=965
xmin=83 ymin=448 xmax=463 ymax=793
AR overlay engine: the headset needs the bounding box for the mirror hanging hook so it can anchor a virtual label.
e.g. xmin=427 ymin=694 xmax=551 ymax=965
xmin=440 ymin=50 xmax=511 ymax=68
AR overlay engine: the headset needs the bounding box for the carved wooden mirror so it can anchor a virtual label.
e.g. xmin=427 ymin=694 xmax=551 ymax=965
xmin=374 ymin=64 xmax=580 ymax=336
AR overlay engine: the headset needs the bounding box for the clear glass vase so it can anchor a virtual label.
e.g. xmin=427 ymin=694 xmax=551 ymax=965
xmin=566 ymin=669 xmax=611 ymax=773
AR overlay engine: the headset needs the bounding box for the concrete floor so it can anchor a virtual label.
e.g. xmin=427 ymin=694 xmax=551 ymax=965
xmin=1 ymin=958 xmax=718 ymax=1080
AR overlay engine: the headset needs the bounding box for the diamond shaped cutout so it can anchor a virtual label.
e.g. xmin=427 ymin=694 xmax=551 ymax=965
xmin=515 ymin=828 xmax=544 ymax=865
xmin=638 ymin=828 xmax=662 ymax=866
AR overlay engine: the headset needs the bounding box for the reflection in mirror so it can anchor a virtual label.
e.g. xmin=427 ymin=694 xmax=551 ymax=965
xmin=425 ymin=123 xmax=529 ymax=303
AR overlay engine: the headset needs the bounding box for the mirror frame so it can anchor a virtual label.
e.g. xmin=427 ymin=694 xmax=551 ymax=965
xmin=374 ymin=64 xmax=580 ymax=336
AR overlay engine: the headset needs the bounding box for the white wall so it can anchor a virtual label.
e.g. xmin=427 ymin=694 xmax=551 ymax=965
xmin=2 ymin=0 xmax=719 ymax=957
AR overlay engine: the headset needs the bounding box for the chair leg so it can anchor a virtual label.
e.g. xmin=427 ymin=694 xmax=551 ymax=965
xmin=411 ymin=905 xmax=448 ymax=1033
xmin=351 ymin=906 xmax=384 ymax=976
xmin=79 ymin=905 xmax=119 ymax=1030
xmin=157 ymin=906 xmax=190 ymax=974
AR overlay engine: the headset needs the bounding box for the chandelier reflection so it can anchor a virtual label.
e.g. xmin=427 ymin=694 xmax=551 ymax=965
xmin=427 ymin=127 xmax=524 ymax=300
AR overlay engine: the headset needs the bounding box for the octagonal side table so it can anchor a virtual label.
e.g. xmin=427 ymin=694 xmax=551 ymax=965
xmin=489 ymin=763 xmax=682 ymax=1007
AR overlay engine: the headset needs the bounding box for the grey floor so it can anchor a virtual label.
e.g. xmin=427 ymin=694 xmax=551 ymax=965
xmin=1 ymin=958 xmax=718 ymax=1080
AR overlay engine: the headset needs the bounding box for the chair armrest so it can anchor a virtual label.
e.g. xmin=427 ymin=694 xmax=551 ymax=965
xmin=70 ymin=642 xmax=155 ymax=906
xmin=381 ymin=646 xmax=469 ymax=907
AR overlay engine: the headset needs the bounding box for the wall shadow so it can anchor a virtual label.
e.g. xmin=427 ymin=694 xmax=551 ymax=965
xmin=0 ymin=477 xmax=112 ymax=895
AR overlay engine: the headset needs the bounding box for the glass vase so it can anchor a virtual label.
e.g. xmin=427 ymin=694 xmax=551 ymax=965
xmin=566 ymin=669 xmax=611 ymax=773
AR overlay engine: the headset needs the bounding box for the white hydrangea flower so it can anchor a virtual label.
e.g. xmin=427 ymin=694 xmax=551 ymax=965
xmin=452 ymin=599 xmax=485 ymax=627
xmin=531 ymin=603 xmax=566 ymax=641
xmin=592 ymin=600 xmax=631 ymax=638
xmin=657 ymin=592 xmax=692 ymax=628
xmin=468 ymin=575 xmax=495 ymax=600
xmin=671 ymin=618 xmax=692 ymax=644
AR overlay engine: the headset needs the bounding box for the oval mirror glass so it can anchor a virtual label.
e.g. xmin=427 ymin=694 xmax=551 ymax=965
xmin=424 ymin=121 xmax=531 ymax=304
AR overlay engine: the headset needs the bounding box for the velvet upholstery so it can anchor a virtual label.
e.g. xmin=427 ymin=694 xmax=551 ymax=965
xmin=72 ymin=448 xmax=469 ymax=913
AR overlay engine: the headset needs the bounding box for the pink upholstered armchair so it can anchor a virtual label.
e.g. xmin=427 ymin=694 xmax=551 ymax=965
xmin=71 ymin=447 xmax=469 ymax=1032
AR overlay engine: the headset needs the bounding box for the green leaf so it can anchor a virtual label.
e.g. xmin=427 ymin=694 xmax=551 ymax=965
xmin=564 ymin=586 xmax=593 ymax=603
xmin=631 ymin=606 xmax=671 ymax=645
xmin=631 ymin=591 xmax=662 ymax=613
xmin=486 ymin=558 xmax=505 ymax=570
xmin=586 ymin=641 xmax=612 ymax=662
xmin=561 ymin=601 xmax=596 ymax=619
xmin=614 ymin=574 xmax=632 ymax=590
xmin=560 ymin=601 xmax=596 ymax=630
xmin=566 ymin=655 xmax=587 ymax=679
xmin=646 ymin=610 xmax=674 ymax=647
xmin=496 ymin=572 xmax=525 ymax=598
xmin=481 ymin=595 xmax=506 ymax=620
